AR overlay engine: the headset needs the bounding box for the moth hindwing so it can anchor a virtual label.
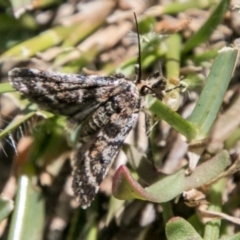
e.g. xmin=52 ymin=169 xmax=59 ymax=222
xmin=9 ymin=68 xmax=143 ymax=208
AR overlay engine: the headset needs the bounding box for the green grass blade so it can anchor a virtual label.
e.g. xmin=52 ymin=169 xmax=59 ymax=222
xmin=166 ymin=217 xmax=203 ymax=240
xmin=164 ymin=33 xmax=182 ymax=110
xmin=223 ymin=233 xmax=240 ymax=240
xmin=7 ymin=175 xmax=45 ymax=240
xmin=0 ymin=25 xmax=78 ymax=61
xmin=187 ymin=46 xmax=239 ymax=140
xmin=0 ymin=82 xmax=15 ymax=93
xmin=0 ymin=111 xmax=36 ymax=140
xmin=165 ymin=34 xmax=181 ymax=79
xmin=203 ymin=179 xmax=225 ymax=240
xmin=145 ymin=95 xmax=197 ymax=141
xmin=182 ymin=0 xmax=229 ymax=54
xmin=0 ymin=196 xmax=14 ymax=222
xmin=145 ymin=0 xmax=211 ymax=16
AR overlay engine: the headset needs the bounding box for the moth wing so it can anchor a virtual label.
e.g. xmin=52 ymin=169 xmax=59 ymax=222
xmin=8 ymin=68 xmax=121 ymax=121
xmin=72 ymin=112 xmax=139 ymax=208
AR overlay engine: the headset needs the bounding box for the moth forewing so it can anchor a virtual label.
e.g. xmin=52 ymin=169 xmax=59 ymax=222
xmin=9 ymin=68 xmax=124 ymax=121
xmin=9 ymin=67 xmax=141 ymax=208
xmin=71 ymin=80 xmax=140 ymax=208
xmin=73 ymin=109 xmax=139 ymax=208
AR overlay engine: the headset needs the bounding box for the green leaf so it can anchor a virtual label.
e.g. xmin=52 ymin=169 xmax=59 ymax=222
xmin=182 ymin=0 xmax=230 ymax=54
xmin=112 ymin=150 xmax=230 ymax=203
xmin=7 ymin=176 xmax=45 ymax=240
xmin=105 ymin=197 xmax=125 ymax=226
xmin=145 ymin=0 xmax=211 ymax=16
xmin=0 ymin=111 xmax=36 ymax=140
xmin=112 ymin=165 xmax=151 ymax=201
xmin=203 ymin=179 xmax=225 ymax=240
xmin=165 ymin=34 xmax=181 ymax=79
xmin=0 ymin=196 xmax=14 ymax=222
xmin=187 ymin=46 xmax=239 ymax=140
xmin=166 ymin=217 xmax=203 ymax=240
xmin=220 ymin=232 xmax=240 ymax=240
xmin=0 ymin=25 xmax=79 ymax=61
xmin=145 ymin=95 xmax=197 ymax=141
xmin=0 ymin=82 xmax=15 ymax=94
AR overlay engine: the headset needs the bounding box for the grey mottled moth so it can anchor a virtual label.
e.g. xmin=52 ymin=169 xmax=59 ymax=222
xmin=8 ymin=15 xmax=167 ymax=208
xmin=8 ymin=67 xmax=166 ymax=208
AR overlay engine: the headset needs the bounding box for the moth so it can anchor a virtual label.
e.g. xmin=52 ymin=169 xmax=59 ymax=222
xmin=8 ymin=67 xmax=166 ymax=208
xmin=8 ymin=16 xmax=168 ymax=209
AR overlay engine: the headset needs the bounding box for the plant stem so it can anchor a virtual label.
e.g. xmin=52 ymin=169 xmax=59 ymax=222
xmin=203 ymin=178 xmax=226 ymax=240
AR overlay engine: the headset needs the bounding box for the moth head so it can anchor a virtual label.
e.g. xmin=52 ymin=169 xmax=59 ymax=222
xmin=138 ymin=72 xmax=167 ymax=98
xmin=132 ymin=13 xmax=167 ymax=99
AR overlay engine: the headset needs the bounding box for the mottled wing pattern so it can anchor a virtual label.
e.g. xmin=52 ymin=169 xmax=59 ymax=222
xmin=73 ymin=88 xmax=140 ymax=208
xmin=9 ymin=68 xmax=140 ymax=208
xmin=9 ymin=68 xmax=124 ymax=122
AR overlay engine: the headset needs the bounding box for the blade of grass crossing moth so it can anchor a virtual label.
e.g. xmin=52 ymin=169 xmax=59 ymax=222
xmin=0 ymin=82 xmax=15 ymax=93
xmin=0 ymin=111 xmax=36 ymax=140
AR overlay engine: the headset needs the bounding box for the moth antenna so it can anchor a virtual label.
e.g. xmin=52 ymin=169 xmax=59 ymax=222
xmin=134 ymin=12 xmax=142 ymax=84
